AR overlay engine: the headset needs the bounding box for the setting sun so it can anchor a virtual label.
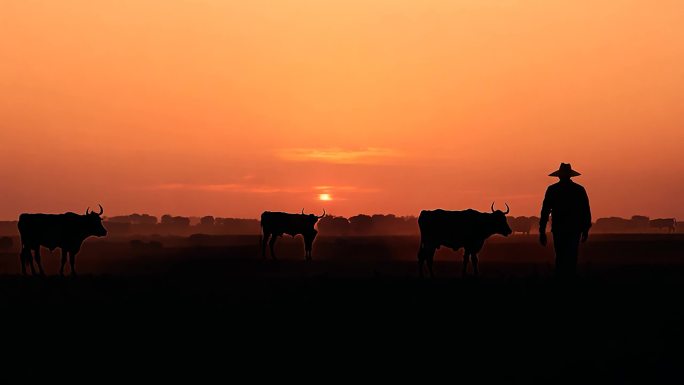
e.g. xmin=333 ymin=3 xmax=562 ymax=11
xmin=319 ymin=194 xmax=332 ymax=201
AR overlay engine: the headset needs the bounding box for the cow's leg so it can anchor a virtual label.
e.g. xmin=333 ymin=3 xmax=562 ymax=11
xmin=26 ymin=248 xmax=37 ymax=275
xmin=19 ymin=245 xmax=31 ymax=275
xmin=261 ymin=233 xmax=270 ymax=258
xmin=60 ymin=250 xmax=68 ymax=276
xmin=305 ymin=239 xmax=315 ymax=261
xmin=418 ymin=243 xmax=433 ymax=277
xmin=269 ymin=235 xmax=278 ymax=260
xmin=462 ymin=251 xmax=470 ymax=276
xmin=34 ymin=247 xmax=45 ymax=276
xmin=19 ymin=251 xmax=24 ymax=275
xmin=417 ymin=243 xmax=425 ymax=277
xmin=304 ymin=233 xmax=316 ymax=261
xmin=423 ymin=246 xmax=436 ymax=278
xmin=471 ymin=253 xmax=479 ymax=275
xmin=303 ymin=239 xmax=309 ymax=260
xmin=20 ymin=246 xmax=30 ymax=275
xmin=69 ymin=251 xmax=77 ymax=276
xmin=426 ymin=254 xmax=435 ymax=278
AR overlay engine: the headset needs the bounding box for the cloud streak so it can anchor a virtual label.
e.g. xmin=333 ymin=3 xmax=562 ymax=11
xmin=153 ymin=183 xmax=305 ymax=194
xmin=277 ymin=147 xmax=401 ymax=164
xmin=147 ymin=183 xmax=379 ymax=195
xmin=313 ymin=185 xmax=379 ymax=193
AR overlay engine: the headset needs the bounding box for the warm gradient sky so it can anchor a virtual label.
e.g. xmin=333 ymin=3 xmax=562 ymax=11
xmin=1 ymin=1 xmax=683 ymax=219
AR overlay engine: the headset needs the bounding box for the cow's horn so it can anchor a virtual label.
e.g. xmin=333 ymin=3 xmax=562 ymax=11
xmin=301 ymin=208 xmax=305 ymax=215
xmin=97 ymin=204 xmax=104 ymax=215
xmin=491 ymin=202 xmax=495 ymax=213
xmin=86 ymin=207 xmax=90 ymax=215
xmin=504 ymin=203 xmax=510 ymax=215
xmin=317 ymin=209 xmax=326 ymax=218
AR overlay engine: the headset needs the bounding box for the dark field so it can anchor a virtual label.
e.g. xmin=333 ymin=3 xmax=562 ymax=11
xmin=1 ymin=234 xmax=683 ymax=381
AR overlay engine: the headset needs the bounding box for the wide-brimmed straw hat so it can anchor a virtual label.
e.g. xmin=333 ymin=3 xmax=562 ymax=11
xmin=549 ymin=163 xmax=581 ymax=178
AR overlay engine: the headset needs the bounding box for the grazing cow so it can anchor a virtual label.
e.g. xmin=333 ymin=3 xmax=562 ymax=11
xmin=261 ymin=209 xmax=325 ymax=260
xmin=418 ymin=203 xmax=512 ymax=277
xmin=594 ymin=217 xmax=631 ymax=233
xmin=649 ymin=218 xmax=676 ymax=233
xmin=508 ymin=216 xmax=534 ymax=235
xmin=630 ymin=215 xmax=650 ymax=231
xmin=18 ymin=205 xmax=108 ymax=276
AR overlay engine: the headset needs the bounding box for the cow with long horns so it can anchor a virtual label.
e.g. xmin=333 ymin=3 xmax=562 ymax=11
xmin=417 ymin=203 xmax=512 ymax=277
xmin=261 ymin=209 xmax=325 ymax=260
xmin=17 ymin=205 xmax=107 ymax=276
xmin=649 ymin=218 xmax=677 ymax=233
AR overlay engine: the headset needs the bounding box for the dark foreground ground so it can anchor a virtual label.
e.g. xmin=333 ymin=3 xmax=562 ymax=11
xmin=1 ymin=234 xmax=683 ymax=382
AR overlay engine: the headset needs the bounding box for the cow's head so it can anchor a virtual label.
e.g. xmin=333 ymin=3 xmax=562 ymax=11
xmin=84 ymin=205 xmax=108 ymax=237
xmin=301 ymin=208 xmax=326 ymax=247
xmin=490 ymin=202 xmax=512 ymax=236
xmin=301 ymin=208 xmax=326 ymax=226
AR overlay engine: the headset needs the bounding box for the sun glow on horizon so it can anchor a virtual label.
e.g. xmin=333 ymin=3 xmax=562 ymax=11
xmin=319 ymin=193 xmax=332 ymax=201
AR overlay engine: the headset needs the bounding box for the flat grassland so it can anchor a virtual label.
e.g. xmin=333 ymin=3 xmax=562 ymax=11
xmin=1 ymin=234 xmax=682 ymax=381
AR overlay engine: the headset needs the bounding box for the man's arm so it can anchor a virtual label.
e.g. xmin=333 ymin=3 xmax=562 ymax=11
xmin=539 ymin=188 xmax=552 ymax=233
xmin=539 ymin=188 xmax=552 ymax=246
xmin=581 ymin=186 xmax=591 ymax=242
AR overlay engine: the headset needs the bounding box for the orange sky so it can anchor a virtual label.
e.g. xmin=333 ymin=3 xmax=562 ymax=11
xmin=1 ymin=1 xmax=683 ymax=219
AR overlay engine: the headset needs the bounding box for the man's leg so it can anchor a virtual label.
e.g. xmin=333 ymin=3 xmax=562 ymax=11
xmin=553 ymin=232 xmax=581 ymax=279
xmin=567 ymin=233 xmax=580 ymax=277
xmin=552 ymin=232 xmax=565 ymax=277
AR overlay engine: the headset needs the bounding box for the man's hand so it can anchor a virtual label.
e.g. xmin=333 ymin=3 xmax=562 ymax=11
xmin=581 ymin=231 xmax=589 ymax=243
xmin=539 ymin=232 xmax=547 ymax=246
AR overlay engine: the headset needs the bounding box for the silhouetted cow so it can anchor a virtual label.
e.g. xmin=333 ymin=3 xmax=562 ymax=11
xmin=508 ymin=216 xmax=534 ymax=235
xmin=18 ymin=205 xmax=107 ymax=276
xmin=649 ymin=218 xmax=676 ymax=233
xmin=594 ymin=217 xmax=631 ymax=233
xmin=418 ymin=203 xmax=512 ymax=277
xmin=261 ymin=209 xmax=325 ymax=260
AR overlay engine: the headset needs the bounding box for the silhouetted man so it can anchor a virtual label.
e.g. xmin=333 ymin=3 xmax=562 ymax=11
xmin=539 ymin=163 xmax=591 ymax=278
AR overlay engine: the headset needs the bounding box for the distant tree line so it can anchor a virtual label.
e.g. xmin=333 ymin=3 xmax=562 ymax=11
xmin=98 ymin=214 xmax=261 ymax=236
xmin=0 ymin=213 xmax=677 ymax=237
xmin=592 ymin=215 xmax=677 ymax=233
xmin=317 ymin=214 xmax=418 ymax=236
xmin=108 ymin=213 xmax=158 ymax=225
